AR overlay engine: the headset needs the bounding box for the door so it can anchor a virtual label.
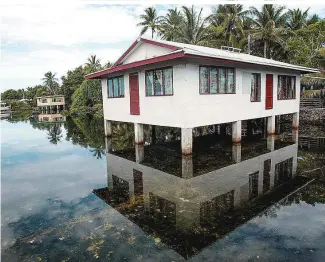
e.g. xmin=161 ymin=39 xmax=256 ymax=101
xmin=265 ymin=74 xmax=273 ymax=110
xmin=129 ymin=73 xmax=140 ymax=115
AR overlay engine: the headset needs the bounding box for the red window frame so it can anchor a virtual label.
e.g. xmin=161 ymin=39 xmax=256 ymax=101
xmin=145 ymin=67 xmax=173 ymax=96
xmin=199 ymin=66 xmax=236 ymax=95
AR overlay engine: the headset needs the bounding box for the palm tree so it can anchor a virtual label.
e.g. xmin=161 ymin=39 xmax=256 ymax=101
xmin=159 ymin=8 xmax=183 ymax=41
xmin=137 ymin=7 xmax=160 ymax=38
xmin=104 ymin=61 xmax=112 ymax=69
xmin=90 ymin=148 xmax=105 ymax=159
xmin=42 ymin=72 xmax=59 ymax=95
xmin=249 ymin=5 xmax=289 ymax=58
xmin=250 ymin=5 xmax=287 ymax=28
xmin=307 ymin=14 xmax=320 ymax=25
xmin=209 ymin=5 xmax=249 ymax=47
xmin=86 ymin=55 xmax=101 ymax=73
xmin=176 ymin=6 xmax=209 ymax=45
xmin=47 ymin=124 xmax=63 ymax=144
xmin=286 ymin=8 xmax=309 ymax=30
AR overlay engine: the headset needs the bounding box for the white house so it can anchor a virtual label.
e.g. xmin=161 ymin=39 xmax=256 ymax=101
xmin=94 ymin=140 xmax=310 ymax=259
xmin=36 ymin=95 xmax=65 ymax=112
xmin=86 ymin=37 xmax=318 ymax=155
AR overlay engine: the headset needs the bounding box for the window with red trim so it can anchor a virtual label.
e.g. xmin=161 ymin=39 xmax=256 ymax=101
xmin=107 ymin=76 xmax=124 ymax=98
xmin=277 ymin=75 xmax=296 ymax=100
xmin=145 ymin=67 xmax=173 ymax=96
xmin=250 ymin=73 xmax=261 ymax=102
xmin=199 ymin=66 xmax=235 ymax=94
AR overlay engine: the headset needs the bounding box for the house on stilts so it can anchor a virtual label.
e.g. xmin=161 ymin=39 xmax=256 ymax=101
xmin=86 ymin=37 xmax=319 ymax=155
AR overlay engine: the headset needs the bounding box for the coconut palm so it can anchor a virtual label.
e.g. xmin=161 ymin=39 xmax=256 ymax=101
xmin=307 ymin=14 xmax=320 ymax=25
xmin=250 ymin=20 xmax=289 ymax=58
xmin=42 ymin=71 xmax=59 ymax=95
xmin=286 ymin=8 xmax=309 ymax=30
xmin=86 ymin=55 xmax=101 ymax=73
xmin=159 ymin=7 xmax=183 ymax=41
xmin=250 ymin=4 xmax=287 ymax=28
xmin=209 ymin=5 xmax=249 ymax=47
xmin=137 ymin=7 xmax=161 ymax=38
xmin=90 ymin=148 xmax=105 ymax=159
xmin=176 ymin=6 xmax=209 ymax=45
xmin=249 ymin=5 xmax=289 ymax=58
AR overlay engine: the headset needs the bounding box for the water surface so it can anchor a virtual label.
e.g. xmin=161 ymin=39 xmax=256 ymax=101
xmin=1 ymin=116 xmax=325 ymax=261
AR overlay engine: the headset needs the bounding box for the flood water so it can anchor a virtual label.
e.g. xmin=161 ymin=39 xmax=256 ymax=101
xmin=1 ymin=115 xmax=325 ymax=261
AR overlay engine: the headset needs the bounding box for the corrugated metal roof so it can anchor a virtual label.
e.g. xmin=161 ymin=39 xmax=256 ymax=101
xmin=140 ymin=36 xmax=319 ymax=73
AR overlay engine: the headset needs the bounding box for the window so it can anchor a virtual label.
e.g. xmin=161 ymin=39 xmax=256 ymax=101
xmin=278 ymin=75 xmax=296 ymax=100
xmin=145 ymin=67 xmax=173 ymax=96
xmin=251 ymin=73 xmax=261 ymax=102
xmin=274 ymin=158 xmax=293 ymax=187
xmin=107 ymin=76 xmax=124 ymax=98
xmin=42 ymin=99 xmax=47 ymax=103
xmin=53 ymin=97 xmax=63 ymax=102
xmin=249 ymin=172 xmax=259 ymax=200
xmin=199 ymin=66 xmax=235 ymax=94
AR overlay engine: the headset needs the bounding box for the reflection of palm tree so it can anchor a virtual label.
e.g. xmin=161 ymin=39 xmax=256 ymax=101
xmin=47 ymin=124 xmax=63 ymax=144
xmin=90 ymin=148 xmax=105 ymax=159
xmin=112 ymin=123 xmax=134 ymax=151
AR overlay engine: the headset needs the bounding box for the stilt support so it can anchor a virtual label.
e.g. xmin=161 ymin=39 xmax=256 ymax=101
xmin=181 ymin=128 xmax=193 ymax=155
xmin=134 ymin=123 xmax=144 ymax=145
xmin=232 ymin=144 xmax=241 ymax=163
xmin=292 ymin=112 xmax=299 ymax=130
xmin=105 ymin=120 xmax=112 ymax=137
xmin=232 ymin=121 xmax=242 ymax=143
xmin=135 ymin=144 xmax=144 ymax=163
xmin=267 ymin=115 xmax=275 ymax=135
xmin=182 ymin=156 xmax=193 ymax=179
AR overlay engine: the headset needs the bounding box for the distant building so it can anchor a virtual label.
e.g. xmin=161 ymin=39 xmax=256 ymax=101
xmin=36 ymin=95 xmax=65 ymax=112
xmin=86 ymin=37 xmax=319 ymax=155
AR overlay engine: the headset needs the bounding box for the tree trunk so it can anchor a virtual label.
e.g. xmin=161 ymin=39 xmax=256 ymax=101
xmin=264 ymin=41 xmax=267 ymax=58
xmin=152 ymin=28 xmax=154 ymax=39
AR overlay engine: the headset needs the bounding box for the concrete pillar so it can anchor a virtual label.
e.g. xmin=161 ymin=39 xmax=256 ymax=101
xmin=267 ymin=135 xmax=275 ymax=151
xmin=182 ymin=156 xmax=193 ymax=179
xmin=134 ymin=123 xmax=144 ymax=145
xmin=292 ymin=112 xmax=299 ymax=130
xmin=267 ymin=115 xmax=275 ymax=135
xmin=105 ymin=120 xmax=112 ymax=137
xmin=135 ymin=144 xmax=144 ymax=163
xmin=57 ymin=105 xmax=59 ymax=112
xmin=105 ymin=137 xmax=112 ymax=153
xmin=292 ymin=129 xmax=299 ymax=144
xmin=181 ymin=128 xmax=193 ymax=155
xmin=232 ymin=121 xmax=242 ymax=143
xmin=232 ymin=144 xmax=241 ymax=163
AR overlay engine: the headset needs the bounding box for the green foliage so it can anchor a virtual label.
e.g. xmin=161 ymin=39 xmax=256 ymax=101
xmin=1 ymin=89 xmax=21 ymax=100
xmin=287 ymin=21 xmax=325 ymax=68
xmin=60 ymin=66 xmax=85 ymax=105
xmin=137 ymin=7 xmax=160 ymax=38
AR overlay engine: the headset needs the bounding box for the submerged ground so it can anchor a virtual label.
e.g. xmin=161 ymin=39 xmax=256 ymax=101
xmin=1 ymin=115 xmax=325 ymax=261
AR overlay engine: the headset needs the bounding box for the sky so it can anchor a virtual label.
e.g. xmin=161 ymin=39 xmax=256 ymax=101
xmin=1 ymin=1 xmax=325 ymax=93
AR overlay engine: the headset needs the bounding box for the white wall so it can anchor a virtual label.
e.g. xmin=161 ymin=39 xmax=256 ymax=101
xmin=102 ymin=55 xmax=300 ymax=128
xmin=123 ymin=42 xmax=172 ymax=64
xmin=106 ymin=143 xmax=298 ymax=229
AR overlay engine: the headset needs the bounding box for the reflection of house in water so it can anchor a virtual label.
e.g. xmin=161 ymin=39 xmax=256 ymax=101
xmin=94 ymin=140 xmax=310 ymax=259
xmin=38 ymin=114 xmax=66 ymax=123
